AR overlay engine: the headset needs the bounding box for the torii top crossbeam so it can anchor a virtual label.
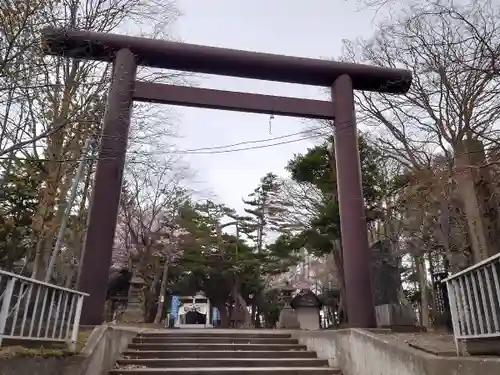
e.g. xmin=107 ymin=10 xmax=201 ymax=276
xmin=42 ymin=28 xmax=411 ymax=94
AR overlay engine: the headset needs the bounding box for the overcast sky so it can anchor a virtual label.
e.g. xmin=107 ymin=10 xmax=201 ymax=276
xmin=165 ymin=0 xmax=378 ymax=214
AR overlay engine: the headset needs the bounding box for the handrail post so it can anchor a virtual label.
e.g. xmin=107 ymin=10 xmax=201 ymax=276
xmin=69 ymin=295 xmax=84 ymax=352
xmin=445 ymin=280 xmax=462 ymax=355
xmin=0 ymin=278 xmax=16 ymax=347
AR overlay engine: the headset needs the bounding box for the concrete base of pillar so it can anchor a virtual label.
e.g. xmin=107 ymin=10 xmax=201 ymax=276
xmin=464 ymin=338 xmax=500 ymax=356
xmin=375 ymin=303 xmax=417 ymax=328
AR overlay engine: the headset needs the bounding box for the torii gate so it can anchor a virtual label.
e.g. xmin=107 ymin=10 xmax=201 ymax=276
xmin=42 ymin=28 xmax=412 ymax=327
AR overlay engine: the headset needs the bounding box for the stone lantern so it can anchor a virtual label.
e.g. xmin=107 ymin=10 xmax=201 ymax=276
xmin=277 ymin=280 xmax=300 ymax=329
xmin=280 ymin=281 xmax=294 ymax=307
xmin=120 ymin=275 xmax=146 ymax=323
xmin=291 ymin=289 xmax=322 ymax=330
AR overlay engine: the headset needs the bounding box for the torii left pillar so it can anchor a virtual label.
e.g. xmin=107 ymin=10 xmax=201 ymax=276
xmin=78 ymin=49 xmax=137 ymax=325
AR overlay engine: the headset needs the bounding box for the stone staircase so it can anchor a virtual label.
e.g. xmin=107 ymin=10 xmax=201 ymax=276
xmin=110 ymin=330 xmax=341 ymax=374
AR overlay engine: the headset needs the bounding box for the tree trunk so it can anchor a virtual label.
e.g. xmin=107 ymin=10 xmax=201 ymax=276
xmin=154 ymin=260 xmax=169 ymax=324
xmin=216 ymin=302 xmax=229 ymax=328
xmin=331 ymin=240 xmax=347 ymax=323
xmin=251 ymin=300 xmax=257 ymax=323
xmin=64 ymin=266 xmax=77 ymax=288
xmin=255 ymin=313 xmax=262 ymax=328
xmin=73 ymin=160 xmax=93 ymax=286
xmin=236 ymin=292 xmax=252 ymax=327
xmin=31 ymin=238 xmax=46 ymax=279
xmin=231 ymin=274 xmax=252 ymax=327
xmin=416 ymin=254 xmax=429 ymax=328
xmin=254 ymin=303 xmax=262 ymax=328
xmin=145 ymin=257 xmax=161 ymax=322
xmin=427 ymin=251 xmax=438 ymax=326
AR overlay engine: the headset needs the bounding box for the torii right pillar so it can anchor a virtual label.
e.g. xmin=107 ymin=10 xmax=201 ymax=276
xmin=332 ymin=75 xmax=377 ymax=328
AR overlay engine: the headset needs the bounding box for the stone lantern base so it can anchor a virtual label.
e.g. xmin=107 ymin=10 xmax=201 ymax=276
xmin=277 ymin=305 xmax=300 ymax=329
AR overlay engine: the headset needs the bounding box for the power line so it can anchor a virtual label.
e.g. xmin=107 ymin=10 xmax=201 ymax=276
xmin=178 ymin=125 xmax=330 ymax=152
xmin=0 ymin=126 xmax=331 ymax=163
xmin=0 ymin=133 xmax=324 ymax=163
xmin=171 ymin=134 xmax=324 ymax=155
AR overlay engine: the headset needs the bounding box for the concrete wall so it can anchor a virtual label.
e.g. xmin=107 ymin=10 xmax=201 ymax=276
xmin=293 ymin=329 xmax=500 ymax=375
xmin=78 ymin=325 xmax=142 ymax=375
xmin=0 ymin=325 xmax=141 ymax=375
xmin=0 ymin=355 xmax=84 ymax=375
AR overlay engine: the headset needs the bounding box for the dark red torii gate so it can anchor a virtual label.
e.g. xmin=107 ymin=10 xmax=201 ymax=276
xmin=42 ymin=28 xmax=412 ymax=327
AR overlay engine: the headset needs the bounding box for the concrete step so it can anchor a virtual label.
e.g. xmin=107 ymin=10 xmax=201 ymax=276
xmin=110 ymin=367 xmax=341 ymax=374
xmin=111 ymin=330 xmax=341 ymax=375
xmin=127 ymin=343 xmax=307 ymax=351
xmin=122 ymin=350 xmax=318 ymax=359
xmin=139 ymin=332 xmax=291 ymax=339
xmin=132 ymin=336 xmax=298 ymax=344
xmin=116 ymin=358 xmax=328 ymax=368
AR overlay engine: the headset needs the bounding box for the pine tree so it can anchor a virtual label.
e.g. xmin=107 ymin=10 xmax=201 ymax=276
xmin=240 ymin=173 xmax=293 ymax=326
xmin=241 ymin=172 xmax=288 ymax=253
xmin=174 ymin=198 xmax=298 ymax=328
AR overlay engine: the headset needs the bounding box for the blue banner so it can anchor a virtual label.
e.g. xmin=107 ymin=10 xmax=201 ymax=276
xmin=212 ymin=307 xmax=219 ymax=323
xmin=171 ymin=295 xmax=180 ymax=320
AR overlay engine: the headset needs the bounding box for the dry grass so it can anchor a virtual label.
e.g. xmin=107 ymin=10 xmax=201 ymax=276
xmin=0 ymin=328 xmax=93 ymax=358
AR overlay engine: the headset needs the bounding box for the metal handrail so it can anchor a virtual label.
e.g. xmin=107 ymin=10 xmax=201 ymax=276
xmin=0 ymin=269 xmax=89 ymax=296
xmin=0 ymin=270 xmax=88 ymax=351
xmin=443 ymin=254 xmax=500 ymax=355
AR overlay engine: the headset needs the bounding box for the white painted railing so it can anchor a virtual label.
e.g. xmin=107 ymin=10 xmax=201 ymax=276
xmin=443 ymin=252 xmax=500 ymax=355
xmin=0 ymin=269 xmax=88 ymax=351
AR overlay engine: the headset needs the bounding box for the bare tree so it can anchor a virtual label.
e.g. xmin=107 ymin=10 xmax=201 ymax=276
xmin=343 ymin=1 xmax=500 ymax=165
xmin=340 ymin=0 xmax=500 ymax=265
xmin=276 ymin=179 xmax=323 ymax=231
xmin=0 ymin=0 xmax=185 ymax=281
xmin=114 ymin=156 xmax=191 ymax=322
xmin=354 ymin=0 xmax=500 ymax=78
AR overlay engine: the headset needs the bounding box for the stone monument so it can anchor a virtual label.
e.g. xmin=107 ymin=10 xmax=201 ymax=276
xmin=277 ymin=281 xmax=300 ymax=329
xmin=432 ymin=271 xmax=452 ymax=330
xmin=371 ymin=240 xmax=417 ymax=329
xmin=291 ymin=288 xmax=322 ymax=330
xmin=371 ymin=239 xmax=400 ymax=306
